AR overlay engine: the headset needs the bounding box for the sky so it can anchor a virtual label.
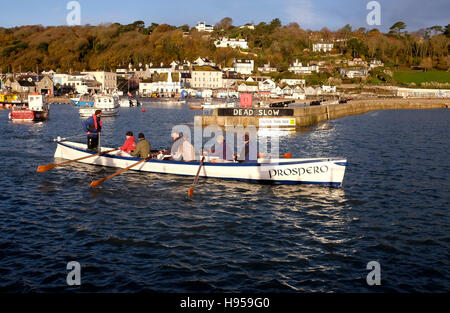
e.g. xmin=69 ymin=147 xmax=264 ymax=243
xmin=1 ymin=0 xmax=448 ymax=32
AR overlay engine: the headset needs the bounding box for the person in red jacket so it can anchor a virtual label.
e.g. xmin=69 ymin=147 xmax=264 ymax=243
xmin=120 ymin=131 xmax=136 ymax=154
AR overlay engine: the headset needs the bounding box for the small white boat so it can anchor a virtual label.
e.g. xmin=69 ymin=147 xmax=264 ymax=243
xmin=79 ymin=95 xmax=119 ymax=117
xmin=119 ymin=98 xmax=140 ymax=107
xmin=53 ymin=141 xmax=347 ymax=187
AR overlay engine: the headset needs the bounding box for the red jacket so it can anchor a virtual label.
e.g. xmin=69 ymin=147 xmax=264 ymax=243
xmin=121 ymin=136 xmax=136 ymax=153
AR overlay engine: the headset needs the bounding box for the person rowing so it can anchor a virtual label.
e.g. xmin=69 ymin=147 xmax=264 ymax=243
xmin=236 ymin=133 xmax=265 ymax=163
xmin=203 ymin=135 xmax=234 ymax=163
xmin=117 ymin=131 xmax=136 ymax=156
xmin=158 ymin=131 xmax=195 ymax=161
xmin=131 ymin=133 xmax=151 ymax=158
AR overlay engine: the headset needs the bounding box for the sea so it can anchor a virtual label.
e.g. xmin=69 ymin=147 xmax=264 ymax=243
xmin=0 ymin=101 xmax=448 ymax=293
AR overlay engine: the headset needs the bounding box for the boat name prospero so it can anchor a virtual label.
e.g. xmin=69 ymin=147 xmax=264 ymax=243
xmin=218 ymin=108 xmax=294 ymax=117
xmin=268 ymin=165 xmax=329 ymax=178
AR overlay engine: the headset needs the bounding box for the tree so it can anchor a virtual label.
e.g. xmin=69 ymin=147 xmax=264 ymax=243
xmin=215 ymin=17 xmax=233 ymax=30
xmin=389 ymin=22 xmax=406 ymax=36
xmin=270 ymin=18 xmax=281 ymax=29
xmin=445 ymin=24 xmax=450 ymax=38
xmin=428 ymin=25 xmax=443 ymax=36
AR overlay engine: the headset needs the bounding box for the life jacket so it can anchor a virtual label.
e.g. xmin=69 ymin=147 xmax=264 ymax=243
xmin=93 ymin=114 xmax=102 ymax=130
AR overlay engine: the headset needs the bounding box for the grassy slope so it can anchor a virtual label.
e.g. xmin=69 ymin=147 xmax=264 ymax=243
xmin=393 ymin=71 xmax=450 ymax=84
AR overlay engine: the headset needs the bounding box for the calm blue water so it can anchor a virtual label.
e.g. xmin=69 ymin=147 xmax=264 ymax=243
xmin=0 ymin=102 xmax=448 ymax=293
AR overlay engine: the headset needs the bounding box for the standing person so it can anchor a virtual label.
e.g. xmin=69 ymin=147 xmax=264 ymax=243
xmin=131 ymin=133 xmax=151 ymax=158
xmin=83 ymin=110 xmax=102 ymax=151
xmin=120 ymin=131 xmax=136 ymax=154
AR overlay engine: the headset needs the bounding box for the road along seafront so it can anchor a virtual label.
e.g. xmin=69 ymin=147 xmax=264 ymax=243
xmin=195 ymin=98 xmax=449 ymax=128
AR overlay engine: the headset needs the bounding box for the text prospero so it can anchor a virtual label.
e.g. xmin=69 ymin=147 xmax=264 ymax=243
xmin=268 ymin=165 xmax=329 ymax=178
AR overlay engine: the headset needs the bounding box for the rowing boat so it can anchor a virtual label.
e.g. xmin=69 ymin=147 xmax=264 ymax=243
xmin=54 ymin=141 xmax=347 ymax=187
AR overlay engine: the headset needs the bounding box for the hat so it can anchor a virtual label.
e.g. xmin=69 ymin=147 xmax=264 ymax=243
xmin=138 ymin=133 xmax=145 ymax=139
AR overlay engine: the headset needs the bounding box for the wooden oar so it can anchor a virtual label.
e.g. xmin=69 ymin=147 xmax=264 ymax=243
xmin=188 ymin=156 xmax=206 ymax=197
xmin=268 ymin=153 xmax=292 ymax=159
xmin=90 ymin=156 xmax=152 ymax=187
xmin=37 ymin=148 xmax=119 ymax=172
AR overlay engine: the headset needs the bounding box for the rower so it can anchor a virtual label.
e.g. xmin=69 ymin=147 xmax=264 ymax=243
xmin=203 ymin=135 xmax=234 ymax=163
xmin=131 ymin=133 xmax=151 ymax=158
xmin=236 ymin=133 xmax=264 ymax=163
xmin=158 ymin=131 xmax=195 ymax=161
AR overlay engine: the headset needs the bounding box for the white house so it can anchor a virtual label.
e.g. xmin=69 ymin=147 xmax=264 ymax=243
xmin=280 ymin=78 xmax=306 ymax=86
xmin=191 ymin=66 xmax=223 ymax=89
xmin=257 ymin=62 xmax=277 ymax=73
xmin=236 ymin=81 xmax=259 ymax=93
xmin=339 ymin=68 xmax=368 ymax=78
xmin=292 ymin=86 xmax=306 ymax=100
xmin=258 ymin=79 xmax=276 ymax=92
xmin=322 ymin=85 xmax=337 ymax=93
xmin=139 ymin=72 xmax=181 ymax=95
xmin=288 ymin=60 xmax=319 ymax=74
xmin=81 ymin=71 xmax=117 ymax=93
xmin=215 ymin=37 xmax=249 ymax=49
xmin=369 ymin=60 xmax=384 ymax=69
xmin=239 ymin=23 xmax=255 ymax=30
xmin=232 ymin=59 xmax=255 ymax=75
xmin=195 ymin=22 xmax=214 ymax=32
xmin=194 ymin=57 xmax=216 ymax=67
xmin=312 ymin=43 xmax=334 ymax=52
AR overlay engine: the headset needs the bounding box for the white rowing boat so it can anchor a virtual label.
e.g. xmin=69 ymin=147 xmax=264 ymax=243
xmin=54 ymin=141 xmax=347 ymax=187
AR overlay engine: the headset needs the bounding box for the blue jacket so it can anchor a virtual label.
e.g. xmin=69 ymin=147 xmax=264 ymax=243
xmin=83 ymin=115 xmax=102 ymax=138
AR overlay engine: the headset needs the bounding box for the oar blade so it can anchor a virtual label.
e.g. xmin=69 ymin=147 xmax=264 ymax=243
xmin=37 ymin=164 xmax=55 ymax=172
xmin=90 ymin=178 xmax=106 ymax=188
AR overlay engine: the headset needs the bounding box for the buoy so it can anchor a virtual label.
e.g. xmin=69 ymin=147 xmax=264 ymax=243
xmin=142 ymin=108 xmax=146 ymax=112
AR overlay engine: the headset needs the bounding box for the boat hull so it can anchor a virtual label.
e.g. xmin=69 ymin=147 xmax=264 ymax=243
xmin=79 ymin=107 xmax=118 ymax=117
xmin=9 ymin=108 xmax=49 ymax=121
xmin=54 ymin=141 xmax=347 ymax=187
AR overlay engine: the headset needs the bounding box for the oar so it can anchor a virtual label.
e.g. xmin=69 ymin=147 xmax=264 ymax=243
xmin=268 ymin=153 xmax=292 ymax=159
xmin=37 ymin=148 xmax=119 ymax=172
xmin=90 ymin=156 xmax=152 ymax=187
xmin=188 ymin=156 xmax=206 ymax=197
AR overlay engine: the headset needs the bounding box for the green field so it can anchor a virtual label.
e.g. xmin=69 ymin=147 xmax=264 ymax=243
xmin=394 ymin=71 xmax=450 ymax=84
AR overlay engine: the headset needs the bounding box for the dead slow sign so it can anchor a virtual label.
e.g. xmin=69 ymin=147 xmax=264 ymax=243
xmin=218 ymin=108 xmax=294 ymax=117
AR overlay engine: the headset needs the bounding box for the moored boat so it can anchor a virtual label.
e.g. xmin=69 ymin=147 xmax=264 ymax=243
xmin=9 ymin=94 xmax=49 ymax=121
xmin=79 ymin=95 xmax=119 ymax=117
xmin=53 ymin=140 xmax=347 ymax=187
xmin=72 ymin=95 xmax=95 ymax=107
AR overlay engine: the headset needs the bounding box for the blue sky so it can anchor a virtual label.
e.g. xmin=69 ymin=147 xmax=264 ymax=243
xmin=1 ymin=0 xmax=448 ymax=31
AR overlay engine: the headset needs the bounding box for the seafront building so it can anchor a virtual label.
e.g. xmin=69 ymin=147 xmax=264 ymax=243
xmin=81 ymin=71 xmax=117 ymax=94
xmin=190 ymin=66 xmax=223 ymax=89
xmin=139 ymin=72 xmax=182 ymax=95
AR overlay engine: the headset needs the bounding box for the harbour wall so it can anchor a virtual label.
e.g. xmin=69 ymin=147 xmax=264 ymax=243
xmin=194 ymin=98 xmax=449 ymax=128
